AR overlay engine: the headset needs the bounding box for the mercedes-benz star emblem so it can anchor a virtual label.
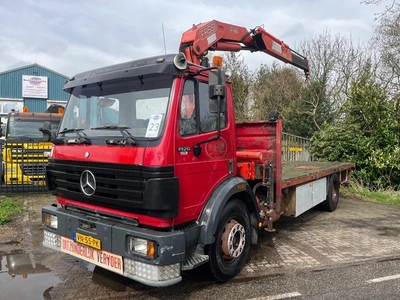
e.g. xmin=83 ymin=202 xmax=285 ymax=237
xmin=80 ymin=170 xmax=96 ymax=196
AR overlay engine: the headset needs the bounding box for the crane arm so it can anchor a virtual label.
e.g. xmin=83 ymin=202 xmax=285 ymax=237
xmin=179 ymin=20 xmax=310 ymax=78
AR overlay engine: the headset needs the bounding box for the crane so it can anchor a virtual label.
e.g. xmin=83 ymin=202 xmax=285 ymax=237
xmin=179 ymin=20 xmax=310 ymax=78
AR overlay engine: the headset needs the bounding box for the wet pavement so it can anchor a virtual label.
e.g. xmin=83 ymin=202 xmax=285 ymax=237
xmin=0 ymin=250 xmax=60 ymax=300
xmin=0 ymin=193 xmax=400 ymax=299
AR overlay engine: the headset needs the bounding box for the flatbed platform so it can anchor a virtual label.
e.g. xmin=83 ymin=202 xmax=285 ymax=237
xmin=281 ymin=161 xmax=354 ymax=189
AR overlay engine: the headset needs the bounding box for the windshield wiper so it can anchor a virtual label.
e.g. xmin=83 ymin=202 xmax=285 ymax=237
xmin=91 ymin=125 xmax=136 ymax=146
xmin=58 ymin=128 xmax=85 ymax=135
xmin=58 ymin=128 xmax=91 ymax=145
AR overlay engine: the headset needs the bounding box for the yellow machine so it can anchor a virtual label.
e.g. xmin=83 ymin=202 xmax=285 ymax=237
xmin=1 ymin=107 xmax=63 ymax=185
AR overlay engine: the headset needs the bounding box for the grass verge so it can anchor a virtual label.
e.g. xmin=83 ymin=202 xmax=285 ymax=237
xmin=343 ymin=184 xmax=400 ymax=206
xmin=0 ymin=197 xmax=23 ymax=225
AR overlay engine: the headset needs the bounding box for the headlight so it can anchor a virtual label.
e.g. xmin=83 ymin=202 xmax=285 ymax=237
xmin=49 ymin=146 xmax=55 ymax=158
xmin=44 ymin=213 xmax=58 ymax=229
xmin=6 ymin=168 xmax=17 ymax=173
xmin=128 ymin=237 xmax=156 ymax=258
xmin=11 ymin=149 xmax=24 ymax=154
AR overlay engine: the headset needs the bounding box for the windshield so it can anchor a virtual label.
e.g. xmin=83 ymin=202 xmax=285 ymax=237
xmin=60 ymin=74 xmax=173 ymax=140
xmin=6 ymin=117 xmax=60 ymax=141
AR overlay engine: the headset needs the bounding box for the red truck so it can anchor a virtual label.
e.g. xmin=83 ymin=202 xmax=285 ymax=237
xmin=42 ymin=20 xmax=354 ymax=287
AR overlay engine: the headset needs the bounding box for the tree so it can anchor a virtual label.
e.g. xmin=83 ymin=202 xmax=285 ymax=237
xmin=299 ymin=30 xmax=373 ymax=120
xmin=373 ymin=12 xmax=400 ymax=96
xmin=310 ymin=65 xmax=400 ymax=189
xmin=283 ymin=78 xmax=334 ymax=137
xmin=251 ymin=63 xmax=303 ymax=123
xmin=361 ymin=0 xmax=399 ymax=17
xmin=222 ymin=52 xmax=253 ymax=122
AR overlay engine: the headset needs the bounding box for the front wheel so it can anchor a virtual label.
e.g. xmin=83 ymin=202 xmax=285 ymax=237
xmin=207 ymin=199 xmax=251 ymax=282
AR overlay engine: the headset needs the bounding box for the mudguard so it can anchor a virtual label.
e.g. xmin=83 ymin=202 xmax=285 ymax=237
xmin=198 ymin=176 xmax=259 ymax=245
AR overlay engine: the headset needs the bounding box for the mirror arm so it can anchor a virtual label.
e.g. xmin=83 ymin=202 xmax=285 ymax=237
xmin=194 ymin=94 xmax=222 ymax=156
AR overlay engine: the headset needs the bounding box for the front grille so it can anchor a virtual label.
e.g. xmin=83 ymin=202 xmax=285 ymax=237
xmin=46 ymin=159 xmax=177 ymax=216
xmin=21 ymin=163 xmax=46 ymax=176
xmin=6 ymin=143 xmax=51 ymax=162
xmin=11 ymin=149 xmax=48 ymax=161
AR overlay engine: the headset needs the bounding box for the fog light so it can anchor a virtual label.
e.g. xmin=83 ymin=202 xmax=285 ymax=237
xmin=45 ymin=213 xmax=58 ymax=229
xmin=128 ymin=237 xmax=156 ymax=258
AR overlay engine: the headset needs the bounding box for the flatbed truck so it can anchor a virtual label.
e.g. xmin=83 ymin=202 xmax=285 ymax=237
xmin=41 ymin=20 xmax=354 ymax=287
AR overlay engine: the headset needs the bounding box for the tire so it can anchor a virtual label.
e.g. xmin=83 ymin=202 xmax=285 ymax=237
xmin=322 ymin=173 xmax=340 ymax=212
xmin=206 ymin=199 xmax=251 ymax=282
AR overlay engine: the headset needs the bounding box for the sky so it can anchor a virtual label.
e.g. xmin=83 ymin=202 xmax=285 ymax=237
xmin=0 ymin=0 xmax=385 ymax=78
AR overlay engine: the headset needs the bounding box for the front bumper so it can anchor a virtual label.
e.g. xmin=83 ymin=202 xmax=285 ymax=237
xmin=42 ymin=204 xmax=185 ymax=287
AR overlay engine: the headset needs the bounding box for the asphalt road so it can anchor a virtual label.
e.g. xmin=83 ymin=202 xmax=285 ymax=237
xmin=0 ymin=193 xmax=400 ymax=299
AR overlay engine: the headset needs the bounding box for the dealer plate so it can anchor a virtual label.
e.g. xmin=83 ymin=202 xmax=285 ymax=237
xmin=61 ymin=237 xmax=123 ymax=275
xmin=73 ymin=232 xmax=101 ymax=250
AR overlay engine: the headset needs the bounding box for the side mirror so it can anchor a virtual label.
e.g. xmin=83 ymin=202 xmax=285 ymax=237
xmin=39 ymin=121 xmax=52 ymax=142
xmin=39 ymin=121 xmax=52 ymax=132
xmin=208 ymin=70 xmax=226 ymax=113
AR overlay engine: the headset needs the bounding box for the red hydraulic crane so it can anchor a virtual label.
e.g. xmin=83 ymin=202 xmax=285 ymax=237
xmin=179 ymin=20 xmax=310 ymax=78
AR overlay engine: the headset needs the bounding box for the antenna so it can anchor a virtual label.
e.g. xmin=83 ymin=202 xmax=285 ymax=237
xmin=162 ymin=23 xmax=167 ymax=54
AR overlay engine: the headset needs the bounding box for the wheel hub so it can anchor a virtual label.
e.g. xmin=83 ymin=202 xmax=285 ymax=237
xmin=332 ymin=186 xmax=338 ymax=202
xmin=221 ymin=219 xmax=246 ymax=259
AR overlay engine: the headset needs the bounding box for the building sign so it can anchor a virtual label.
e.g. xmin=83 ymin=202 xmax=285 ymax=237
xmin=22 ymin=75 xmax=48 ymax=99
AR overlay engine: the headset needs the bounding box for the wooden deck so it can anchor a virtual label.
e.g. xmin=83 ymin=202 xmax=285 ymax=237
xmin=281 ymin=161 xmax=355 ymax=189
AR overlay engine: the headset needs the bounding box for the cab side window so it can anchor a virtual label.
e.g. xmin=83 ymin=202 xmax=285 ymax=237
xmin=198 ymin=81 xmax=226 ymax=132
xmin=179 ymin=81 xmax=197 ymax=136
xmin=179 ymin=80 xmax=227 ymax=136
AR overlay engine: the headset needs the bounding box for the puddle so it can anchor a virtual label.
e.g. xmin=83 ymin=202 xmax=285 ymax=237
xmin=0 ymin=250 xmax=61 ymax=300
xmin=0 ymin=240 xmax=22 ymax=246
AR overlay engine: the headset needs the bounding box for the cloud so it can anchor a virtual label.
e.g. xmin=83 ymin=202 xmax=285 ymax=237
xmin=0 ymin=0 xmax=381 ymax=76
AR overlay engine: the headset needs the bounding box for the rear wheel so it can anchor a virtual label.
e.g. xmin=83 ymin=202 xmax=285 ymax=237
xmin=207 ymin=199 xmax=251 ymax=282
xmin=322 ymin=173 xmax=340 ymax=212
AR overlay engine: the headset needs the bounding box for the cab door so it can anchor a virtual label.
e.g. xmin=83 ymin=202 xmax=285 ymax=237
xmin=174 ymin=78 xmax=234 ymax=224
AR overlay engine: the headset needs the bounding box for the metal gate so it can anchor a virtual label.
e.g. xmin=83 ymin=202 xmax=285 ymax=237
xmin=0 ymin=141 xmax=49 ymax=193
xmin=282 ymin=132 xmax=312 ymax=162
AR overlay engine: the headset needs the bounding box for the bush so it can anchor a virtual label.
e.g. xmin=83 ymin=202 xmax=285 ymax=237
xmin=0 ymin=198 xmax=23 ymax=225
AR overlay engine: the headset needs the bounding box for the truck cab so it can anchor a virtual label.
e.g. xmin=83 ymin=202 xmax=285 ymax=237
xmin=1 ymin=109 xmax=62 ymax=185
xmin=43 ymin=53 xmax=252 ymax=284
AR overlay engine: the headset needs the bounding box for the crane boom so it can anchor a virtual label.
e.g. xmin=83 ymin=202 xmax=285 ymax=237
xmin=180 ymin=20 xmax=310 ymax=77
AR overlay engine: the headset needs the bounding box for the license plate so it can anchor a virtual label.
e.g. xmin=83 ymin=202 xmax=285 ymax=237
xmin=34 ymin=180 xmax=46 ymax=186
xmin=61 ymin=237 xmax=123 ymax=275
xmin=73 ymin=232 xmax=101 ymax=250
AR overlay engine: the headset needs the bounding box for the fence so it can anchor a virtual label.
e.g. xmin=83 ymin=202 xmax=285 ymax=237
xmin=282 ymin=132 xmax=312 ymax=162
xmin=0 ymin=141 xmax=49 ymax=193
